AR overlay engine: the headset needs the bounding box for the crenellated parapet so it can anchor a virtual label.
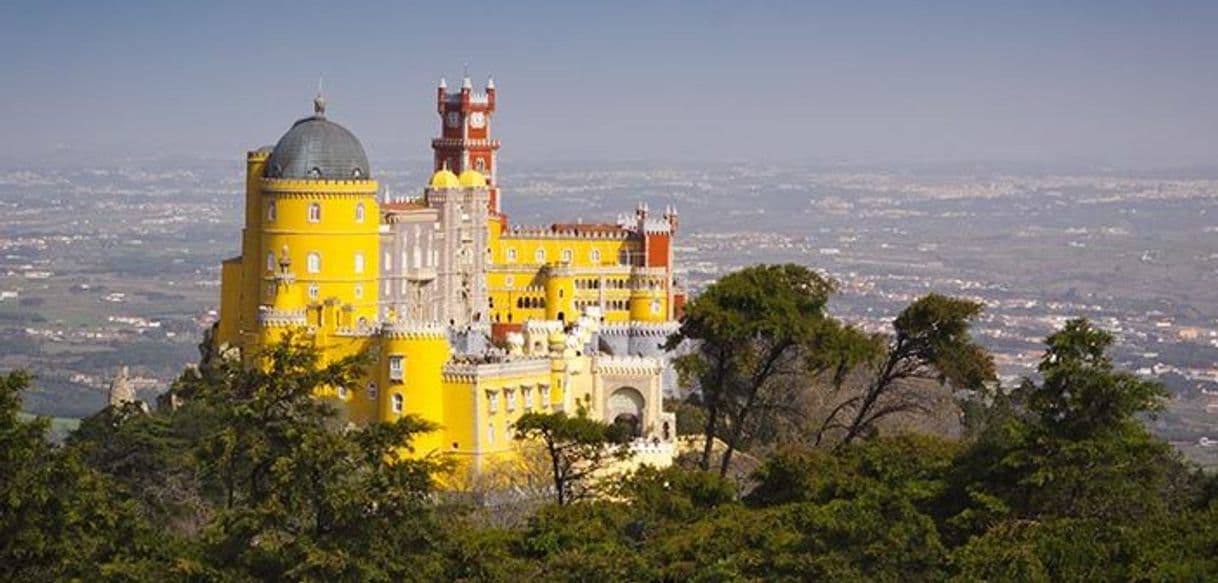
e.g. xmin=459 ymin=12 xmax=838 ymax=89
xmin=259 ymin=178 xmax=379 ymax=196
xmin=333 ymin=326 xmax=377 ymax=337
xmin=593 ymin=355 xmax=664 ymax=376
xmin=380 ymin=320 xmax=448 ymax=339
xmin=599 ymin=321 xmax=679 ymax=337
xmin=257 ymin=307 xmax=308 ymax=327
xmin=441 ymin=356 xmax=550 ymax=383
xmin=431 ymin=137 xmax=500 ymax=150
xmin=524 ymin=320 xmax=564 ymax=334
xmin=501 ymin=224 xmax=635 ymax=240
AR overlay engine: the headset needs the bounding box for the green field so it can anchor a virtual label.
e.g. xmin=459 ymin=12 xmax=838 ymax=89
xmin=17 ymin=412 xmax=82 ymax=442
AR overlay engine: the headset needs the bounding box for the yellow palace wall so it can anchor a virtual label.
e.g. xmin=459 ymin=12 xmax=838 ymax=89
xmin=485 ymin=233 xmax=669 ymax=325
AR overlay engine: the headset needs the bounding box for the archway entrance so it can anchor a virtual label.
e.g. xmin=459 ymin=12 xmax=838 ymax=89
xmin=608 ymin=387 xmax=645 ymax=438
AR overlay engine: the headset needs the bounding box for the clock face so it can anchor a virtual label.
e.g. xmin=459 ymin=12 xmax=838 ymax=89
xmin=469 ymin=112 xmax=486 ymax=129
xmin=446 ymin=111 xmax=460 ymax=128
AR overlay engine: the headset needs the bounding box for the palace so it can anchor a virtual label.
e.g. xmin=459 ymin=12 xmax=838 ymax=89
xmin=213 ymin=73 xmax=683 ymax=482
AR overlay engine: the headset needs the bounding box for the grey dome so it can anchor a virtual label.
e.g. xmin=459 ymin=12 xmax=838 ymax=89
xmin=265 ymin=114 xmax=371 ymax=180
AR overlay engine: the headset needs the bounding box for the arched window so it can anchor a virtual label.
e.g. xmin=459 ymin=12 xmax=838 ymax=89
xmin=308 ymin=283 xmax=320 ymax=299
xmin=354 ymin=252 xmax=365 ymax=274
xmin=367 ymin=382 xmax=378 ymax=399
xmin=307 ymin=252 xmax=321 ymax=274
xmin=307 ymin=202 xmax=321 ymax=222
xmin=266 ymin=251 xmax=275 ymax=272
xmin=354 ymin=284 xmax=363 ymax=299
xmin=391 ymin=393 xmax=403 ymax=414
xmin=590 ymin=249 xmax=602 ymax=263
xmin=506 ymin=248 xmax=517 ymax=263
xmin=561 ymin=249 xmax=573 ymax=263
xmin=266 ymin=201 xmax=276 ymax=222
xmin=354 ymin=202 xmax=365 ymax=223
xmin=651 ymin=299 xmax=662 ymax=314
xmin=534 ymin=248 xmax=546 ymax=263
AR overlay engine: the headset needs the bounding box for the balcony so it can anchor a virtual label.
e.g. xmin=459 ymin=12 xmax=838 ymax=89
xmin=404 ymin=267 xmax=436 ymax=281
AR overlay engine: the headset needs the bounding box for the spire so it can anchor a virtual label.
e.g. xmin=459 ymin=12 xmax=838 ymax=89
xmin=486 ymin=75 xmax=495 ymax=90
xmin=313 ymin=76 xmax=327 ymax=117
xmin=439 ymin=76 xmax=447 ymax=90
xmin=462 ymin=62 xmax=472 ymax=90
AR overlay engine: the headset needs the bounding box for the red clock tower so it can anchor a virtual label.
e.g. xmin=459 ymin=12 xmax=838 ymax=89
xmin=434 ymin=71 xmax=501 ymax=212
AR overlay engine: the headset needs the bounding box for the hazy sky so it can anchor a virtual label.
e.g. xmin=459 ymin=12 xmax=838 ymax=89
xmin=1 ymin=1 xmax=1216 ymax=168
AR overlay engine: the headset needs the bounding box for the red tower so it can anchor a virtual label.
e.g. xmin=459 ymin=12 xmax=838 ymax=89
xmin=433 ymin=71 xmax=501 ymax=212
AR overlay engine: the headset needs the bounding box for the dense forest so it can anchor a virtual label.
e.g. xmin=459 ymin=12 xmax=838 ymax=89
xmin=2 ymin=264 xmax=1216 ymax=582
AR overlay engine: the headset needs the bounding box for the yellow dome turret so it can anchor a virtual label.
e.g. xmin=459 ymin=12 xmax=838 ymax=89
xmin=429 ymin=166 xmax=461 ymax=189
xmin=458 ymin=169 xmax=487 ymax=188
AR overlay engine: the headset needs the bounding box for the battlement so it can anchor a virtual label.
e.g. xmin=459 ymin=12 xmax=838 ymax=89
xmin=441 ymin=356 xmax=550 ymax=382
xmin=379 ymin=320 xmax=447 ymax=339
xmin=257 ymin=307 xmax=307 ymax=327
xmin=431 ymin=138 xmax=500 ymax=150
xmin=502 ymin=224 xmax=634 ymax=240
xmin=524 ymin=320 xmax=564 ymax=334
xmin=381 ymin=197 xmax=429 ymax=209
xmin=333 ymin=325 xmax=376 ymax=337
xmin=597 ymin=321 xmax=679 ymax=337
xmin=642 ymin=218 xmax=673 ymax=234
xmin=593 ymin=355 xmax=664 ymax=376
xmin=260 ymin=178 xmax=379 ymax=195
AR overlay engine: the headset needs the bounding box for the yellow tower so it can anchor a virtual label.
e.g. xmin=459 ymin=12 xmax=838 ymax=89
xmin=543 ymin=264 xmax=576 ymax=322
xmin=629 ymin=279 xmax=666 ymax=323
xmin=256 ymin=95 xmax=380 ymax=342
xmin=378 ymin=322 xmax=452 ymax=454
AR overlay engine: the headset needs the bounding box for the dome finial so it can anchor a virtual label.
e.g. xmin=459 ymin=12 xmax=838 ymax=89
xmin=313 ymin=76 xmax=327 ymax=116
